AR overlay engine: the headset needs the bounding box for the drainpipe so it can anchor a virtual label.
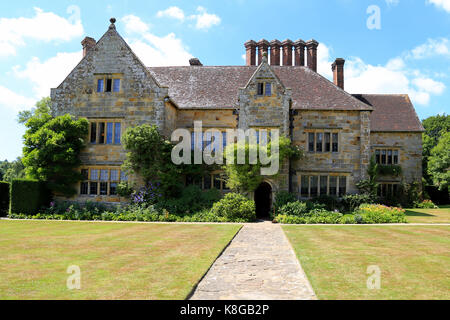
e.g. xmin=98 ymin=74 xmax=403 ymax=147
xmin=288 ymin=100 xmax=298 ymax=193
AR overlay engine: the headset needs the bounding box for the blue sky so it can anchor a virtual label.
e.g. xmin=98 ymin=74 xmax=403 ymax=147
xmin=1 ymin=0 xmax=449 ymax=160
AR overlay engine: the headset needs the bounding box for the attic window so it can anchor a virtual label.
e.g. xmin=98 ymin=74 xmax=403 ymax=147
xmin=96 ymin=76 xmax=121 ymax=93
xmin=257 ymin=82 xmax=272 ymax=96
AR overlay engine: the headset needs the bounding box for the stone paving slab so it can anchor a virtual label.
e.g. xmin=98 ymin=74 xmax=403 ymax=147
xmin=190 ymin=221 xmax=317 ymax=300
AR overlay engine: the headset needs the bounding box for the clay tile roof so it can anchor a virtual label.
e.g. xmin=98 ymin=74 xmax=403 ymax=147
xmin=148 ymin=66 xmax=372 ymax=111
xmin=353 ymin=94 xmax=424 ymax=132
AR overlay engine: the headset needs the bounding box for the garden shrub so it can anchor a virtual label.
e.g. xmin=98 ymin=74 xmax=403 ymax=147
xmin=273 ymin=191 xmax=297 ymax=213
xmin=310 ymin=195 xmax=339 ymax=211
xmin=414 ymin=199 xmax=438 ymax=209
xmin=210 ymin=193 xmax=256 ymax=222
xmin=0 ymin=181 xmax=9 ymax=216
xmin=341 ymin=194 xmax=377 ymax=213
xmin=275 ymin=210 xmax=343 ymax=224
xmin=356 ymin=204 xmax=407 ymax=224
xmin=10 ymin=179 xmax=52 ymax=215
xmin=278 ymin=201 xmax=308 ymax=217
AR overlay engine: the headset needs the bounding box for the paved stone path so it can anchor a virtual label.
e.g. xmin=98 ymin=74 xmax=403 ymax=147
xmin=190 ymin=221 xmax=317 ymax=300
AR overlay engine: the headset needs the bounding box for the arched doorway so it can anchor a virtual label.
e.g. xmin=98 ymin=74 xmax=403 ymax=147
xmin=254 ymin=182 xmax=272 ymax=219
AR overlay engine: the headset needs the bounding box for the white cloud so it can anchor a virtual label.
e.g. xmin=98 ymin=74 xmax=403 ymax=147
xmin=386 ymin=0 xmax=400 ymax=7
xmin=0 ymin=7 xmax=83 ymax=57
xmin=0 ymin=86 xmax=35 ymax=111
xmin=189 ymin=6 xmax=221 ymax=30
xmin=13 ymin=51 xmax=82 ymax=99
xmin=122 ymin=15 xmax=193 ymax=66
xmin=409 ymin=38 xmax=450 ymax=59
xmin=122 ymin=15 xmax=149 ymax=34
xmin=156 ymin=6 xmax=185 ymax=21
xmin=427 ymin=0 xmax=450 ymax=12
xmin=317 ymin=42 xmax=446 ymax=106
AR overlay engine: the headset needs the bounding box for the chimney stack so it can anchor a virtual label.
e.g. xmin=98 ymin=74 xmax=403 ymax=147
xmin=332 ymin=58 xmax=345 ymax=90
xmin=306 ymin=39 xmax=319 ymax=72
xmin=189 ymin=58 xmax=203 ymax=66
xmin=282 ymin=39 xmax=293 ymax=66
xmin=245 ymin=40 xmax=257 ymax=66
xmin=257 ymin=39 xmax=269 ymax=65
xmin=81 ymin=37 xmax=96 ymax=58
xmin=269 ymin=40 xmax=281 ymax=66
xmin=294 ymin=40 xmax=306 ymax=66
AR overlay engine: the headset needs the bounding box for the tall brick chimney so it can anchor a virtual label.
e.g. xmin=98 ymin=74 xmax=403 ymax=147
xmin=306 ymin=39 xmax=319 ymax=72
xmin=282 ymin=39 xmax=293 ymax=66
xmin=269 ymin=40 xmax=281 ymax=66
xmin=245 ymin=40 xmax=257 ymax=66
xmin=257 ymin=39 xmax=269 ymax=65
xmin=332 ymin=58 xmax=345 ymax=90
xmin=294 ymin=39 xmax=306 ymax=66
xmin=81 ymin=37 xmax=96 ymax=58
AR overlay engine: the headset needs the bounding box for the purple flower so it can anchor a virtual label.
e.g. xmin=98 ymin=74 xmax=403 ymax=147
xmin=50 ymin=202 xmax=55 ymax=207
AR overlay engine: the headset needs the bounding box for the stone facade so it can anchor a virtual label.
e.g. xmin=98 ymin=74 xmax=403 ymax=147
xmin=51 ymin=20 xmax=423 ymax=204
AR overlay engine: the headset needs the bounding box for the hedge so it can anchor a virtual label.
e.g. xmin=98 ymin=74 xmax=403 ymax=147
xmin=10 ymin=179 xmax=52 ymax=215
xmin=0 ymin=181 xmax=9 ymax=217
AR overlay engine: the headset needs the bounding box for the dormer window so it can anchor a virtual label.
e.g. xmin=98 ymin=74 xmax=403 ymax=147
xmin=96 ymin=76 xmax=121 ymax=93
xmin=257 ymin=82 xmax=272 ymax=96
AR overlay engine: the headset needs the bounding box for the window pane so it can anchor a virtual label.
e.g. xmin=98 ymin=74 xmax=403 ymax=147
xmin=301 ymin=176 xmax=309 ymax=197
xmin=387 ymin=184 xmax=393 ymax=197
xmin=90 ymin=169 xmax=99 ymax=180
xmin=393 ymin=184 xmax=398 ymax=196
xmin=110 ymin=170 xmax=119 ymax=181
xmin=203 ymin=175 xmax=212 ymax=190
xmin=325 ymin=133 xmax=331 ymax=152
xmin=191 ymin=132 xmax=195 ymax=150
xmin=222 ymin=132 xmax=227 ymax=150
xmin=100 ymin=182 xmax=108 ymax=195
xmin=120 ymin=171 xmax=128 ymax=181
xmin=308 ymin=133 xmax=315 ymax=152
xmin=213 ymin=175 xmax=221 ymax=190
xmin=339 ymin=176 xmax=347 ymax=197
xmin=265 ymin=83 xmax=272 ymax=96
xmin=310 ymin=176 xmax=318 ymax=197
xmin=375 ymin=149 xmax=381 ymax=164
xmin=113 ymin=79 xmax=120 ymax=92
xmin=114 ymin=123 xmax=121 ymax=144
xmin=381 ymin=150 xmax=387 ymax=164
xmin=329 ymin=176 xmax=337 ymax=196
xmin=332 ymin=133 xmax=339 ymax=152
xmin=106 ymin=79 xmax=112 ymax=92
xmin=316 ymin=133 xmax=323 ymax=152
xmin=186 ymin=175 xmax=193 ymax=186
xmin=260 ymin=130 xmax=269 ymax=146
xmin=90 ymin=123 xmax=97 ymax=143
xmin=194 ymin=176 xmax=202 ymax=188
xmin=110 ymin=183 xmax=117 ymax=195
xmin=97 ymin=79 xmax=104 ymax=92
xmin=81 ymin=169 xmax=89 ymax=180
xmin=99 ymin=122 xmax=105 ymax=144
xmin=100 ymin=170 xmax=108 ymax=181
xmin=222 ymin=179 xmax=230 ymax=191
xmin=205 ymin=132 xmax=212 ymax=152
xmin=257 ymin=83 xmax=264 ymax=95
xmin=106 ymin=123 xmax=113 ymax=144
xmin=90 ymin=182 xmax=98 ymax=195
xmin=80 ymin=182 xmax=88 ymax=195
xmin=393 ymin=150 xmax=399 ymax=164
xmin=320 ymin=176 xmax=328 ymax=196
xmin=388 ymin=150 xmax=393 ymax=164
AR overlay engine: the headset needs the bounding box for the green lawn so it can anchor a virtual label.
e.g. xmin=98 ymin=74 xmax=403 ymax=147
xmin=0 ymin=220 xmax=241 ymax=300
xmin=284 ymin=225 xmax=450 ymax=300
xmin=406 ymin=205 xmax=450 ymax=224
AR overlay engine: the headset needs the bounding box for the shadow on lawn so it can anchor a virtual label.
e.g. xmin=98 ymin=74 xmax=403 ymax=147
xmin=405 ymin=210 xmax=436 ymax=217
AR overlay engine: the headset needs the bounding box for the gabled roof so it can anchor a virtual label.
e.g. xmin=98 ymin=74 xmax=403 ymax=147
xmin=353 ymin=94 xmax=424 ymax=132
xmin=148 ymin=65 xmax=372 ymax=111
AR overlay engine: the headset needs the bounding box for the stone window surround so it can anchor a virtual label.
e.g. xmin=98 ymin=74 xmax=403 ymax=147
xmin=305 ymin=129 xmax=340 ymax=153
xmin=298 ymin=173 xmax=349 ymax=198
xmin=95 ymin=73 xmax=123 ymax=93
xmin=186 ymin=171 xmax=230 ymax=192
xmin=373 ymin=147 xmax=401 ymax=165
xmin=89 ymin=119 xmax=122 ymax=145
xmin=79 ymin=166 xmax=128 ymax=197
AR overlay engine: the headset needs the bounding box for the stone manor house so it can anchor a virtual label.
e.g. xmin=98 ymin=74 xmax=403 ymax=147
xmin=51 ymin=19 xmax=423 ymax=216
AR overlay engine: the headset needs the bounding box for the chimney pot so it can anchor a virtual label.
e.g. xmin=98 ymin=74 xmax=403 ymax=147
xmin=306 ymin=39 xmax=319 ymax=72
xmin=294 ymin=39 xmax=306 ymax=66
xmin=257 ymin=39 xmax=269 ymax=65
xmin=81 ymin=37 xmax=96 ymax=58
xmin=281 ymin=39 xmax=293 ymax=66
xmin=189 ymin=58 xmax=203 ymax=66
xmin=269 ymin=40 xmax=281 ymax=66
xmin=332 ymin=58 xmax=345 ymax=90
xmin=244 ymin=40 xmax=257 ymax=66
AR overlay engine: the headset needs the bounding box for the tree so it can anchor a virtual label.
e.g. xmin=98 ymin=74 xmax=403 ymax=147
xmin=17 ymin=97 xmax=51 ymax=124
xmin=22 ymin=114 xmax=89 ymax=196
xmin=428 ymin=132 xmax=450 ymax=192
xmin=422 ymin=114 xmax=450 ymax=184
xmin=356 ymin=156 xmax=379 ymax=197
xmin=0 ymin=158 xmax=26 ymax=182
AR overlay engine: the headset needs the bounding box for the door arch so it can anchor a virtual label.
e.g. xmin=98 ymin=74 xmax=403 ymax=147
xmin=254 ymin=182 xmax=272 ymax=219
